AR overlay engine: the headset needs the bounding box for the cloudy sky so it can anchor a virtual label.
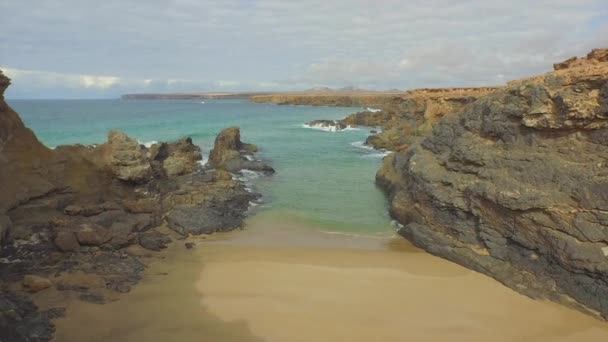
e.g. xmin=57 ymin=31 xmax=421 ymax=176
xmin=1 ymin=0 xmax=607 ymax=98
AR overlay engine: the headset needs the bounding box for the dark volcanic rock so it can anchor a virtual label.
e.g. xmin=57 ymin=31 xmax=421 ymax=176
xmin=208 ymin=127 xmax=274 ymax=173
xmin=139 ymin=230 xmax=171 ymax=251
xmin=377 ymin=49 xmax=608 ymax=319
xmin=0 ymin=285 xmax=54 ymax=342
xmin=166 ymin=205 xmax=244 ymax=235
xmin=306 ymin=119 xmax=347 ymax=131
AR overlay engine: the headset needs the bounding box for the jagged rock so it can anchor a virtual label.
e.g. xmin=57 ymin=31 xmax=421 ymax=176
xmin=150 ymin=138 xmax=203 ymax=177
xmin=53 ymin=231 xmax=80 ymax=252
xmin=208 ymin=127 xmax=273 ymax=173
xmin=75 ymin=223 xmax=112 ymax=246
xmin=104 ymin=130 xmax=152 ymax=183
xmin=553 ymin=48 xmax=608 ymax=71
xmin=22 ymin=275 xmax=52 ymax=293
xmin=378 ymin=49 xmax=608 ymax=319
xmin=0 ymin=68 xmax=271 ymax=340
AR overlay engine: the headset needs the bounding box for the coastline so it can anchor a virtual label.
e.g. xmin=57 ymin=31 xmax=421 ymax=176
xmin=49 ymin=211 xmax=608 ymax=342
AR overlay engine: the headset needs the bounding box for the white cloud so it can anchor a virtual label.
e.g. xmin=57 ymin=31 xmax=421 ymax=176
xmin=0 ymin=0 xmax=606 ymax=96
xmin=2 ymin=67 xmax=124 ymax=89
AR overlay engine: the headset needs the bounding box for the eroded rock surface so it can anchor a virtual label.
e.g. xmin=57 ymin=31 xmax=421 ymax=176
xmin=209 ymin=126 xmax=274 ymax=173
xmin=0 ymin=70 xmax=272 ymax=341
xmin=377 ymin=49 xmax=608 ymax=319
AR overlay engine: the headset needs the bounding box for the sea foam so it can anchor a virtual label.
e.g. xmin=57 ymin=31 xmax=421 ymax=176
xmin=302 ymin=123 xmax=360 ymax=132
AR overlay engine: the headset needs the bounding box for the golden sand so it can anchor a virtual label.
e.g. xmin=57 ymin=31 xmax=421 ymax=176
xmin=51 ymin=212 xmax=608 ymax=342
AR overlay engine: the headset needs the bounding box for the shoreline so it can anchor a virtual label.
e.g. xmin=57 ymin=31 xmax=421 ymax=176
xmin=48 ymin=211 xmax=608 ymax=342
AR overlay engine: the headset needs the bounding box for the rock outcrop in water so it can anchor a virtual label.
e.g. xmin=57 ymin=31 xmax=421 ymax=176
xmin=0 ymin=70 xmax=272 ymax=341
xmin=209 ymin=126 xmax=274 ymax=173
xmin=377 ymin=49 xmax=608 ymax=319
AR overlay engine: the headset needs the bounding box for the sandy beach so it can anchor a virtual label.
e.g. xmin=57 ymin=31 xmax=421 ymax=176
xmin=45 ymin=212 xmax=608 ymax=342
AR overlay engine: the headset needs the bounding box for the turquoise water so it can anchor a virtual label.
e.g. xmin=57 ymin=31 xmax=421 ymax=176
xmin=8 ymin=99 xmax=393 ymax=234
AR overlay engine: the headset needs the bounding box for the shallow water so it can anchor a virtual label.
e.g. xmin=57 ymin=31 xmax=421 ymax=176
xmin=50 ymin=213 xmax=608 ymax=342
xmin=10 ymin=99 xmax=392 ymax=234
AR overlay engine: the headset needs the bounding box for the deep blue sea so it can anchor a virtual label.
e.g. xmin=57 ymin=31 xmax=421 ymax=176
xmin=8 ymin=99 xmax=393 ymax=234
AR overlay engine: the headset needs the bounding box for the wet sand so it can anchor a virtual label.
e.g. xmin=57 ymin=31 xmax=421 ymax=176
xmin=51 ymin=212 xmax=608 ymax=342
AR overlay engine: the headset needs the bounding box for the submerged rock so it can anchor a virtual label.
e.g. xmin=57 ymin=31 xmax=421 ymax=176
xmin=378 ymin=49 xmax=608 ymax=319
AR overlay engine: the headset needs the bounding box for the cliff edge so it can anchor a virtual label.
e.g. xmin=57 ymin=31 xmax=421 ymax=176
xmin=377 ymin=49 xmax=608 ymax=318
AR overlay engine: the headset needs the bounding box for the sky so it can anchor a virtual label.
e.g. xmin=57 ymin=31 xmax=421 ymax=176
xmin=1 ymin=0 xmax=607 ymax=98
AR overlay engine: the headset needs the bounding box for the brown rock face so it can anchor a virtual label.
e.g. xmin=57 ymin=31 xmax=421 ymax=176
xmin=75 ymin=223 xmax=112 ymax=246
xmin=208 ymin=127 xmax=273 ymax=173
xmin=149 ymin=138 xmax=202 ymax=177
xmin=103 ymin=130 xmax=152 ymax=183
xmin=209 ymin=127 xmax=250 ymax=166
xmin=378 ymin=49 xmax=608 ymax=319
xmin=53 ymin=231 xmax=80 ymax=252
xmin=553 ymin=48 xmax=608 ymax=70
xmin=0 ymin=70 xmax=55 ymax=215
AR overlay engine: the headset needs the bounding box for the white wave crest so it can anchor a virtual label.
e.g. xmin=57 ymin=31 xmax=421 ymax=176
xmin=302 ymin=122 xmax=359 ymax=132
xmin=138 ymin=140 xmax=158 ymax=148
xmin=351 ymin=140 xmax=391 ymax=158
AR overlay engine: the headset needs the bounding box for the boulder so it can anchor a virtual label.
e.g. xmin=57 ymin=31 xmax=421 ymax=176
xmin=139 ymin=230 xmax=171 ymax=251
xmin=75 ymin=223 xmax=112 ymax=246
xmin=150 ymin=138 xmax=203 ymax=177
xmin=53 ymin=231 xmax=80 ymax=252
xmin=22 ymin=275 xmax=52 ymax=293
xmin=105 ymin=130 xmax=152 ymax=183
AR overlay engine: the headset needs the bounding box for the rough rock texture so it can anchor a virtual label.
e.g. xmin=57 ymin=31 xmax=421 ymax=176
xmin=0 ymin=70 xmax=273 ymax=341
xmin=103 ymin=130 xmax=153 ymax=183
xmin=0 ymin=70 xmax=55 ymax=216
xmin=149 ymin=137 xmax=202 ymax=177
xmin=209 ymin=127 xmax=274 ymax=173
xmin=0 ymin=284 xmax=57 ymax=342
xmin=377 ymin=49 xmax=608 ymax=319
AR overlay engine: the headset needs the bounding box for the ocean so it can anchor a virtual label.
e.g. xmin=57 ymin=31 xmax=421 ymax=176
xmin=8 ymin=98 xmax=394 ymax=235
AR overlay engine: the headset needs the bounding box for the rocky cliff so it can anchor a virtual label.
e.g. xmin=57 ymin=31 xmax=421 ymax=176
xmin=0 ymin=70 xmax=272 ymax=341
xmin=377 ymin=49 xmax=608 ymax=319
